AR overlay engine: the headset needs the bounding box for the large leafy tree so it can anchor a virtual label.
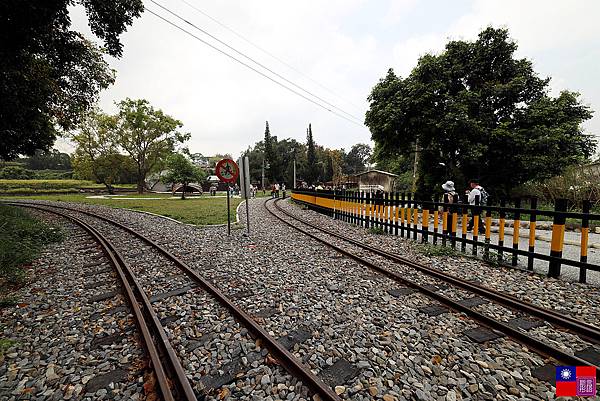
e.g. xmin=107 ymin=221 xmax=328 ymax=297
xmin=20 ymin=149 xmax=72 ymax=170
xmin=0 ymin=0 xmax=144 ymax=160
xmin=345 ymin=143 xmax=372 ymax=174
xmin=115 ymin=99 xmax=189 ymax=193
xmin=365 ymin=27 xmax=596 ymax=198
xmin=71 ymin=109 xmax=136 ymax=193
xmin=163 ymin=153 xmax=206 ymax=199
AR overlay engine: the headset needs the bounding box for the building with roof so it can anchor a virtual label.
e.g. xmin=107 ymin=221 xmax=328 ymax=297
xmin=355 ymin=169 xmax=397 ymax=192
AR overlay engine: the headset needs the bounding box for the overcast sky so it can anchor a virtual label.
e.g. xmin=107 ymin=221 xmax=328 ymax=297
xmin=59 ymin=0 xmax=600 ymax=158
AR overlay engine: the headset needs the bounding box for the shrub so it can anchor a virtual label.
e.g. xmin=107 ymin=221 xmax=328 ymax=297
xmin=0 ymin=166 xmax=35 ymax=179
xmin=514 ymin=165 xmax=600 ymax=211
xmin=0 ymin=179 xmax=100 ymax=191
xmin=368 ymin=226 xmax=384 ymax=235
xmin=0 ymin=205 xmax=63 ymax=285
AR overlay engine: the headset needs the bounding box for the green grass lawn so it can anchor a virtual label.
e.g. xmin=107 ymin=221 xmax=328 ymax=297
xmin=0 ymin=193 xmax=244 ymax=226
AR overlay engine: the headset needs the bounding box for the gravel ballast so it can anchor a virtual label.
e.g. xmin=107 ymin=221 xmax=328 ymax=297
xmin=3 ymin=199 xmax=599 ymax=400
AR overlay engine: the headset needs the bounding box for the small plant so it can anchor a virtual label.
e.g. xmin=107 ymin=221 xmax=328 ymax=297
xmin=0 ymin=296 xmax=18 ymax=308
xmin=0 ymin=338 xmax=17 ymax=357
xmin=368 ymin=226 xmax=384 ymax=235
xmin=417 ymin=243 xmax=458 ymax=257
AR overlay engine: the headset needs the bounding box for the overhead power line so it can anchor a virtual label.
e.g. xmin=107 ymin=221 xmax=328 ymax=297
xmin=178 ymin=0 xmax=365 ymax=114
xmin=148 ymin=0 xmax=363 ymax=124
xmin=145 ymin=7 xmax=366 ymax=128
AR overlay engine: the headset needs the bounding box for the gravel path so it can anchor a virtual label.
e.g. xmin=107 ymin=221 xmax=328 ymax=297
xmin=5 ymin=200 xmax=600 ymax=400
xmin=33 ymin=205 xmax=315 ymax=401
xmin=0 ymin=212 xmax=148 ymax=401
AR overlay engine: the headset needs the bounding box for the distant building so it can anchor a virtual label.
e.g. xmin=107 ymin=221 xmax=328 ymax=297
xmin=355 ymin=169 xmax=397 ymax=193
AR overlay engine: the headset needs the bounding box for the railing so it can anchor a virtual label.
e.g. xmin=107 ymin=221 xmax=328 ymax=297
xmin=291 ymin=189 xmax=600 ymax=283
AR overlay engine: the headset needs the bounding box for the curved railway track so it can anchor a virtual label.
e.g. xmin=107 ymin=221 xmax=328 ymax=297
xmin=15 ymin=204 xmax=196 ymax=401
xmin=8 ymin=201 xmax=342 ymax=401
xmin=266 ymin=198 xmax=600 ymax=378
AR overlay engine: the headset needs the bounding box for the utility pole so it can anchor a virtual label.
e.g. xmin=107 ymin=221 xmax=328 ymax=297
xmin=293 ymin=159 xmax=296 ymax=189
xmin=261 ymin=159 xmax=265 ymax=192
xmin=412 ymin=139 xmax=419 ymax=193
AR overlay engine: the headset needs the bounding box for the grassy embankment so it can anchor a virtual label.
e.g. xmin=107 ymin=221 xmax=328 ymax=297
xmin=1 ymin=193 xmax=245 ymax=226
xmin=0 ymin=205 xmax=64 ymax=356
xmin=0 ymin=179 xmax=135 ymax=194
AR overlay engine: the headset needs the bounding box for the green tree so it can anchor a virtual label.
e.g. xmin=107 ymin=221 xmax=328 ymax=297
xmin=344 ymin=143 xmax=372 ymax=175
xmin=163 ymin=153 xmax=206 ymax=199
xmin=114 ymin=99 xmax=189 ymax=193
xmin=71 ymin=109 xmax=135 ymax=193
xmin=21 ymin=149 xmax=71 ymax=170
xmin=365 ymin=27 xmax=596 ymax=198
xmin=305 ymin=124 xmax=319 ymax=184
xmin=263 ymin=121 xmax=280 ymax=182
xmin=0 ymin=0 xmax=143 ymax=160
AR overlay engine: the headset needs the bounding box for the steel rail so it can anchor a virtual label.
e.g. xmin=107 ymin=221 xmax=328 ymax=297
xmin=266 ymin=199 xmax=600 ymax=373
xmin=272 ymin=199 xmax=600 ymax=343
xmin=9 ymin=201 xmax=342 ymax=401
xmin=12 ymin=203 xmax=196 ymax=401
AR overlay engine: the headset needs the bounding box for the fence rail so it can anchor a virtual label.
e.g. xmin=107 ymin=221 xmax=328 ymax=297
xmin=291 ymin=189 xmax=599 ymax=283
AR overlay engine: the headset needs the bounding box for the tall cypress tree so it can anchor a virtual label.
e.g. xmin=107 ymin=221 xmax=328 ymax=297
xmin=306 ymin=123 xmax=318 ymax=184
xmin=264 ymin=121 xmax=275 ymax=181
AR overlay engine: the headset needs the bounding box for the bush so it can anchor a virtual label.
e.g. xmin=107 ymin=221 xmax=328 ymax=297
xmin=2 ymin=188 xmax=79 ymax=194
xmin=0 ymin=179 xmax=101 ymax=191
xmin=368 ymin=226 xmax=384 ymax=235
xmin=0 ymin=205 xmax=63 ymax=285
xmin=0 ymin=167 xmax=74 ymax=180
xmin=0 ymin=166 xmax=35 ymax=179
xmin=417 ymin=243 xmax=458 ymax=257
xmin=514 ymin=165 xmax=600 ymax=210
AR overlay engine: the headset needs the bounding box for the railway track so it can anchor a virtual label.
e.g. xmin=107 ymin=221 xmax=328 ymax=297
xmin=266 ymin=198 xmax=600 ymax=379
xmin=8 ymin=201 xmax=342 ymax=401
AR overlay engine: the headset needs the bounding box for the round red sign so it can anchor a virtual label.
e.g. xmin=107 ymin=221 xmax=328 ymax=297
xmin=215 ymin=159 xmax=240 ymax=183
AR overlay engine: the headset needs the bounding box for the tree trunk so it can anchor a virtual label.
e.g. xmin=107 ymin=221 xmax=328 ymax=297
xmin=105 ymin=183 xmax=114 ymax=195
xmin=137 ymin=176 xmax=145 ymax=194
xmin=181 ymin=182 xmax=186 ymax=200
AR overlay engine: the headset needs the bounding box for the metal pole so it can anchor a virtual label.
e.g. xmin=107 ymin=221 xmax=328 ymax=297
xmin=243 ymin=156 xmax=250 ymax=235
xmin=226 ymin=186 xmax=231 ymax=235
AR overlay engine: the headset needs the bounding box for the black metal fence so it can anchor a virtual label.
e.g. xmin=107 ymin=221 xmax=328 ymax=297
xmin=291 ymin=189 xmax=600 ymax=283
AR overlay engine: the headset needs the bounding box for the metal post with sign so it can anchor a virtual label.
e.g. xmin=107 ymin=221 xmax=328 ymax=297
xmin=216 ymin=158 xmax=240 ymax=235
xmin=238 ymin=156 xmax=251 ymax=235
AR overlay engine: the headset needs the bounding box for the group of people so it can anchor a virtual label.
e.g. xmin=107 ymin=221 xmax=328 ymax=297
xmin=441 ymin=178 xmax=488 ymax=234
xmin=270 ymin=182 xmax=286 ymax=198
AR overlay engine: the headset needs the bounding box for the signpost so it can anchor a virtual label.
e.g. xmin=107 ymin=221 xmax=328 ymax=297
xmin=216 ymin=158 xmax=239 ymax=235
xmin=238 ymin=156 xmax=251 ymax=235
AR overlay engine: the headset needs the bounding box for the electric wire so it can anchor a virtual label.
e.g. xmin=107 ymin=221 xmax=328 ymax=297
xmin=178 ymin=0 xmax=365 ymax=114
xmin=149 ymin=0 xmax=364 ymax=125
xmin=144 ymin=7 xmax=365 ymax=128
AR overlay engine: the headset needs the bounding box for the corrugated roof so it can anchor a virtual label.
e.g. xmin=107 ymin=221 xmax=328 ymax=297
xmin=355 ymin=169 xmax=398 ymax=177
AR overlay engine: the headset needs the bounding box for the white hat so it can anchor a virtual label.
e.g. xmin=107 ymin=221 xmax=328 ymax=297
xmin=442 ymin=180 xmax=455 ymax=192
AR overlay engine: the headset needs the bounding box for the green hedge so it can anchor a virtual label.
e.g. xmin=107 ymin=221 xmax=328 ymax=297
xmin=1 ymin=188 xmax=80 ymax=194
xmin=0 ymin=179 xmax=102 ymax=190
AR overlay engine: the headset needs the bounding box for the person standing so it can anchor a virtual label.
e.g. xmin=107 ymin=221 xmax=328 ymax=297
xmin=441 ymin=181 xmax=460 ymax=204
xmin=467 ymin=178 xmax=488 ymax=233
xmin=275 ymin=182 xmax=280 ymax=198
